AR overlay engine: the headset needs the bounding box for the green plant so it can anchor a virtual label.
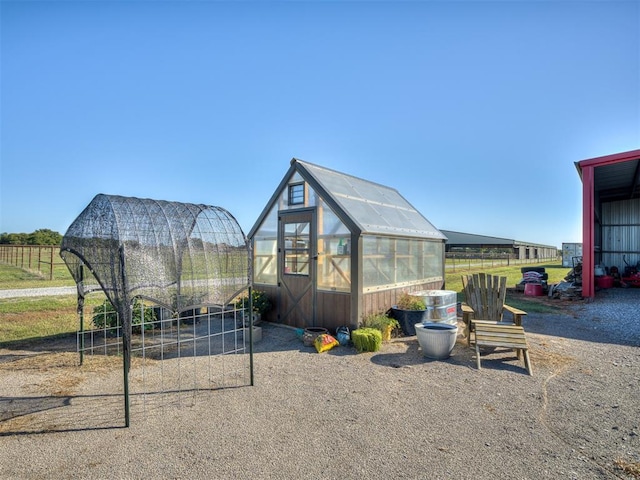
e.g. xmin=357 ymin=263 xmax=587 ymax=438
xmin=92 ymin=298 xmax=157 ymax=333
xmin=351 ymin=328 xmax=382 ymax=353
xmin=362 ymin=312 xmax=399 ymax=332
xmin=396 ymin=292 xmax=426 ymax=310
xmin=0 ymin=261 xmax=571 ymax=346
xmin=234 ymin=289 xmax=271 ymax=314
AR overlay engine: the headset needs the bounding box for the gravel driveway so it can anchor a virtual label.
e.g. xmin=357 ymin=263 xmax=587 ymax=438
xmin=0 ymin=286 xmax=76 ymax=298
xmin=0 ymin=288 xmax=639 ymax=479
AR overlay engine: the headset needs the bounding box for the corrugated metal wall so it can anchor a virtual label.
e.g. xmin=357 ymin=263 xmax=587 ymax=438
xmin=562 ymin=243 xmax=582 ymax=267
xmin=600 ymin=198 xmax=640 ymax=270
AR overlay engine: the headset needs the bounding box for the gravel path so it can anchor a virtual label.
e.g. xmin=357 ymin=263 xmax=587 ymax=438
xmin=0 ymin=286 xmax=76 ymax=298
xmin=0 ymin=288 xmax=639 ymax=479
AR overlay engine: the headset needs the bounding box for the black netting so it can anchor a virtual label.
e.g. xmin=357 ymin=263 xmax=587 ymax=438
xmin=60 ymin=194 xmax=249 ymax=314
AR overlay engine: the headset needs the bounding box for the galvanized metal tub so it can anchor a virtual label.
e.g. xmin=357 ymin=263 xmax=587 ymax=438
xmin=410 ymin=290 xmax=458 ymax=325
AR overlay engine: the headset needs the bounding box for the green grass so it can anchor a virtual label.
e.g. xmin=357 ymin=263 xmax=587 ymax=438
xmin=446 ymin=263 xmax=571 ymax=314
xmin=0 ymin=294 xmax=107 ymax=344
xmin=0 ymin=263 xmax=75 ymax=289
xmin=0 ymin=261 xmax=571 ymax=344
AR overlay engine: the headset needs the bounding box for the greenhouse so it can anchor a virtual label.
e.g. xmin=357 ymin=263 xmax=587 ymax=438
xmin=248 ymin=159 xmax=447 ymax=331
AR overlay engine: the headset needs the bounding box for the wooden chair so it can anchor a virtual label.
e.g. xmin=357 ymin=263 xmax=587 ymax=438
xmin=473 ymin=323 xmax=533 ymax=375
xmin=461 ymin=273 xmax=527 ymax=345
xmin=461 ymin=273 xmax=532 ymax=375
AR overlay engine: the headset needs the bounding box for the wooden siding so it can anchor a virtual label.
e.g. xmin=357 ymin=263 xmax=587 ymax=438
xmin=362 ymin=281 xmax=445 ymax=319
xmin=254 ymin=284 xmax=351 ymax=331
xmin=257 ymin=282 xmax=447 ymax=331
xmin=254 ymin=284 xmax=279 ymax=322
xmin=316 ymin=291 xmax=351 ymax=331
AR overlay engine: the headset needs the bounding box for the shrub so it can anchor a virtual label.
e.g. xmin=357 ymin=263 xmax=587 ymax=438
xmin=92 ymin=298 xmax=157 ymax=333
xmin=396 ymin=292 xmax=426 ymax=310
xmin=234 ymin=290 xmax=271 ymax=314
xmin=351 ymin=328 xmax=382 ymax=353
xmin=362 ymin=312 xmax=399 ymax=333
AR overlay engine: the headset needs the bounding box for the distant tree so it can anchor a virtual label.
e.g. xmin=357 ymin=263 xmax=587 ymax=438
xmin=0 ymin=232 xmax=28 ymax=244
xmin=0 ymin=229 xmax=62 ymax=245
xmin=28 ymin=229 xmax=63 ymax=245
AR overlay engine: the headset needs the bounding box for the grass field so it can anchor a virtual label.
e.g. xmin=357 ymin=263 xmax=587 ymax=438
xmin=0 ymin=261 xmax=572 ymax=344
xmin=0 ymin=261 xmax=74 ymax=289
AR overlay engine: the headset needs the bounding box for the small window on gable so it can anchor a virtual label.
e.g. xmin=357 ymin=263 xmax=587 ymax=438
xmin=288 ymin=183 xmax=305 ymax=206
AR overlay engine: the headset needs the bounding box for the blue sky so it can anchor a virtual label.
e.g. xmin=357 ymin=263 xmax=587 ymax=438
xmin=1 ymin=1 xmax=638 ymax=248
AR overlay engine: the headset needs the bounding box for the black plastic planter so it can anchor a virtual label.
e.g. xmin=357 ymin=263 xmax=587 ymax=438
xmin=390 ymin=307 xmax=427 ymax=336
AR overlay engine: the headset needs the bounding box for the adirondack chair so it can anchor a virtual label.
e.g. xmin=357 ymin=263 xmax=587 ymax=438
xmin=461 ymin=273 xmax=527 ymax=344
xmin=461 ymin=273 xmax=532 ymax=375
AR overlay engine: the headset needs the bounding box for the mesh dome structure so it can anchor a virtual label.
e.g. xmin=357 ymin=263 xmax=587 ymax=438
xmin=61 ymin=194 xmax=249 ymax=314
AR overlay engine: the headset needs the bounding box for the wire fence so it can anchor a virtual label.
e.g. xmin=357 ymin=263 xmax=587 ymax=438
xmin=79 ymin=296 xmax=253 ymax=423
xmin=445 ymin=252 xmax=560 ymax=272
xmin=0 ymin=244 xmax=561 ymax=282
xmin=0 ymin=244 xmax=67 ymax=280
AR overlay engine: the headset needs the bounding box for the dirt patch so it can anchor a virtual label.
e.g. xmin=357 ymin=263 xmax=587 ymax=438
xmin=507 ymin=287 xmax=585 ymax=315
xmin=615 ymin=458 xmax=640 ymax=479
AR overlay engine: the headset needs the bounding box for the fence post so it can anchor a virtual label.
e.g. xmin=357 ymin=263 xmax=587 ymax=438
xmin=49 ymin=246 xmax=54 ymax=280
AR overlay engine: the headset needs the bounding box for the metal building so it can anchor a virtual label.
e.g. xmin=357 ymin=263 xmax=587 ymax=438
xmin=441 ymin=230 xmax=558 ymax=260
xmin=576 ymin=149 xmax=640 ymax=297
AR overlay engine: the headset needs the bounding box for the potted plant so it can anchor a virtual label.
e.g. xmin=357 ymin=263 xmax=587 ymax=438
xmin=235 ymin=290 xmax=271 ymax=324
xmin=390 ymin=292 xmax=427 ymax=336
xmin=362 ymin=312 xmax=400 ymax=342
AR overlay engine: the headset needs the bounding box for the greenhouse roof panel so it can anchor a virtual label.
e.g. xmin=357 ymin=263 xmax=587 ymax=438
xmin=296 ymin=159 xmax=446 ymax=240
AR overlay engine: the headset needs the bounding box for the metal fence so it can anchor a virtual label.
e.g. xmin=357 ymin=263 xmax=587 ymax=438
xmin=0 ymin=244 xmax=66 ymax=280
xmin=445 ymin=252 xmax=560 ymax=272
xmin=1 ymin=244 xmax=561 ymax=282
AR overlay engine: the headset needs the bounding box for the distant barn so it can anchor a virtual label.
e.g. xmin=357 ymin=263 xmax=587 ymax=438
xmin=441 ymin=230 xmax=558 ymax=260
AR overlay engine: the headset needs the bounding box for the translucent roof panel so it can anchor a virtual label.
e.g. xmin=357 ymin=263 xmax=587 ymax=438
xmin=297 ymin=160 xmax=446 ymax=240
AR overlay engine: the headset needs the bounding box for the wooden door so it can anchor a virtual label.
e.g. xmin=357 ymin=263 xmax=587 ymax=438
xmin=279 ymin=210 xmax=315 ymax=328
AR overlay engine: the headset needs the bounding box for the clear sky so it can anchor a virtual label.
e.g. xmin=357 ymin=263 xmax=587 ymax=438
xmin=1 ymin=1 xmax=638 ymax=248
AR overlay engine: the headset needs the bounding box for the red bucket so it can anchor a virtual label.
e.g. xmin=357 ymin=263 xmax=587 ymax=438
xmin=524 ymin=283 xmax=543 ymax=296
xmin=596 ymin=275 xmax=614 ymax=289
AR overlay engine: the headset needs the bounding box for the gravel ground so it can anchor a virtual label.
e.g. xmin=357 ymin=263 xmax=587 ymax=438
xmin=0 ymin=288 xmax=639 ymax=479
xmin=0 ymin=286 xmax=76 ymax=298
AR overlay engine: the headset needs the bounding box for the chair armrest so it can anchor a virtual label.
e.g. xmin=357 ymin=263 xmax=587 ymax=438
xmin=461 ymin=304 xmax=474 ymax=325
xmin=460 ymin=303 xmax=475 ymax=346
xmin=503 ymin=304 xmax=527 ymax=326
